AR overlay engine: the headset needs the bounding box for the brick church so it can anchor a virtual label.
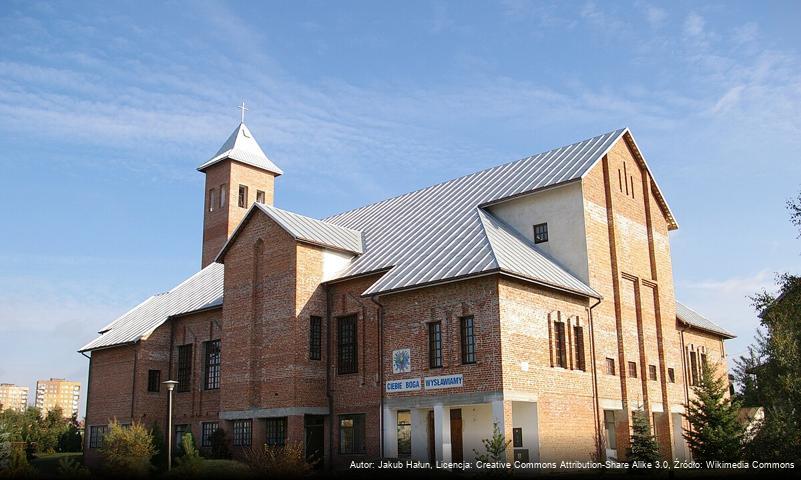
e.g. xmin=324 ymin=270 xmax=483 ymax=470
xmin=80 ymin=120 xmax=734 ymax=468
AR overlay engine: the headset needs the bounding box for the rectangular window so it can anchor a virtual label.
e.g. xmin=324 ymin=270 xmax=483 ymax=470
xmin=553 ymin=321 xmax=567 ymax=368
xmin=265 ymin=417 xmax=287 ymax=446
xmin=256 ymin=190 xmax=265 ymax=204
xmin=460 ymin=316 xmax=476 ymax=364
xmin=201 ymin=422 xmax=218 ymax=448
xmin=649 ymin=364 xmax=657 ymax=381
xmin=238 ymin=184 xmax=248 ymax=208
xmin=668 ymin=368 xmax=676 ymax=383
xmin=88 ymin=425 xmax=107 ymax=448
xmin=208 ymin=188 xmax=216 ymax=212
xmin=700 ymin=353 xmax=708 ymax=371
xmin=628 ymin=361 xmax=638 ymax=378
xmin=309 ymin=316 xmax=322 ymax=361
xmin=606 ymin=357 xmax=616 ymax=375
xmin=397 ymin=411 xmax=411 ymax=458
xmin=604 ymin=411 xmax=617 ymax=450
xmin=533 ymin=222 xmax=549 ymax=244
xmin=689 ymin=351 xmax=698 ymax=386
xmin=147 ymin=369 xmax=161 ymax=392
xmin=174 ymin=424 xmax=189 ymax=452
xmin=232 ymin=419 xmax=252 ymax=447
xmin=177 ymin=344 xmax=193 ymax=392
xmin=428 ymin=322 xmax=442 ymax=368
xmin=573 ymin=325 xmax=585 ymax=371
xmin=219 ymin=184 xmax=227 ymax=208
xmin=204 ymin=339 xmax=221 ymax=390
xmin=337 ymin=315 xmax=357 ymax=374
xmin=339 ymin=414 xmax=366 ymax=454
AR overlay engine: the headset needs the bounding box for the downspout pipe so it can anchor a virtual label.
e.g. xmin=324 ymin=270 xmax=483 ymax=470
xmin=587 ymin=296 xmax=603 ymax=460
xmin=369 ymin=294 xmax=385 ymax=459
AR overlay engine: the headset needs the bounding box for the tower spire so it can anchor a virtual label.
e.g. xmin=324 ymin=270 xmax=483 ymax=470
xmin=237 ymin=101 xmax=248 ymax=124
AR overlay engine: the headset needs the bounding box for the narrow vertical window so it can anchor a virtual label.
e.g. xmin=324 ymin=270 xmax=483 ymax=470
xmin=233 ymin=419 xmax=252 ymax=447
xmin=337 ymin=315 xmax=357 ymax=374
xmin=533 ymin=222 xmax=549 ymax=244
xmin=208 ymin=188 xmax=216 ymax=212
xmin=649 ymin=364 xmax=657 ymax=381
xmin=604 ymin=411 xmax=617 ymax=450
xmin=219 ymin=184 xmax=227 ymax=208
xmin=204 ymin=339 xmax=221 ymax=390
xmin=201 ymin=422 xmax=218 ymax=447
xmin=309 ymin=316 xmax=322 ymax=360
xmin=238 ymin=185 xmax=248 ymax=208
xmin=606 ymin=357 xmax=616 ymax=375
xmin=573 ymin=325 xmax=585 ymax=371
xmin=553 ymin=321 xmax=567 ymax=368
xmin=700 ymin=353 xmax=708 ymax=370
xmin=630 ymin=176 xmax=635 ymax=199
xmin=623 ymin=162 xmax=629 ymax=195
xmin=460 ymin=316 xmax=476 ymax=364
xmin=339 ymin=414 xmax=366 ymax=454
xmin=428 ymin=322 xmax=442 ymax=368
xmin=628 ymin=361 xmax=638 ymax=378
xmin=173 ymin=424 xmax=188 ymax=453
xmin=256 ymin=190 xmax=266 ymax=204
xmin=177 ymin=344 xmax=192 ymax=392
xmin=147 ymin=370 xmax=161 ymax=392
xmin=668 ymin=368 xmax=676 ymax=383
xmin=689 ymin=351 xmax=698 ymax=386
xmin=265 ymin=417 xmax=287 ymax=446
xmin=618 ymin=169 xmax=623 ymax=192
xmin=397 ymin=411 xmax=411 ymax=458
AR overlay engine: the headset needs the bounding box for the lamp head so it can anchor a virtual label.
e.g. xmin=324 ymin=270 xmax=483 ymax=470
xmin=162 ymin=380 xmax=179 ymax=392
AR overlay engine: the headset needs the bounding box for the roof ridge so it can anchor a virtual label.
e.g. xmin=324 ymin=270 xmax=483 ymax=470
xmin=325 ymin=128 xmax=626 ymax=223
xmin=259 ymin=203 xmax=362 ymax=235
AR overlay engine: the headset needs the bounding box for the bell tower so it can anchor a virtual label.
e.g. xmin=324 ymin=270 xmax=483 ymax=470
xmin=198 ymin=120 xmax=283 ymax=267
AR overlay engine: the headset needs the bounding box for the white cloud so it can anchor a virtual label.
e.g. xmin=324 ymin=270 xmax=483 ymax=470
xmin=683 ymin=12 xmax=705 ymax=38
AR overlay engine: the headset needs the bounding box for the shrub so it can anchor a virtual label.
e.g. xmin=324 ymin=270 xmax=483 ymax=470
xmin=58 ymin=416 xmax=83 ymax=453
xmin=57 ymin=457 xmax=91 ymax=479
xmin=209 ymin=428 xmax=231 ymax=459
xmin=244 ymin=442 xmax=311 ymax=477
xmin=0 ymin=443 xmax=34 ymax=478
xmin=99 ymin=421 xmax=156 ymax=477
xmin=171 ymin=432 xmax=203 ymax=477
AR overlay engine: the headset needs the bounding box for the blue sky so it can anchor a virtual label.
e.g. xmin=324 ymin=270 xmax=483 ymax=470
xmin=1 ymin=1 xmax=799 ymax=416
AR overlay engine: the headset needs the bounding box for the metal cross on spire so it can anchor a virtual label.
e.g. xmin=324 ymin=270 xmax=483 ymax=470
xmin=237 ymin=101 xmax=248 ymax=124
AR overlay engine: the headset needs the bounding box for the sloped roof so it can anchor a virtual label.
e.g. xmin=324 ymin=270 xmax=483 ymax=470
xmin=79 ymin=263 xmax=223 ymax=352
xmin=216 ymin=203 xmax=363 ymax=260
xmin=676 ymin=301 xmax=735 ymax=339
xmin=197 ymin=123 xmax=283 ymax=175
xmin=325 ymin=128 xmax=636 ymax=295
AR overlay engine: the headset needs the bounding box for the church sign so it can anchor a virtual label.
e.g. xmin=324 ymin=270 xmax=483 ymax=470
xmin=423 ymin=374 xmax=464 ymax=390
xmin=385 ymin=378 xmax=422 ymax=392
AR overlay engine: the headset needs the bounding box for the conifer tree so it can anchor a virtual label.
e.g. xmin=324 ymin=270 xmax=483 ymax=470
xmin=629 ymin=409 xmax=660 ymax=465
xmin=684 ymin=362 xmax=744 ymax=463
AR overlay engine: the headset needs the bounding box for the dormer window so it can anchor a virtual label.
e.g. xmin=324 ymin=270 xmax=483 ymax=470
xmin=534 ymin=223 xmax=548 ymax=244
xmin=238 ymin=185 xmax=248 ymax=208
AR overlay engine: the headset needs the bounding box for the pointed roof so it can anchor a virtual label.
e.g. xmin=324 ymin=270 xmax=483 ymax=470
xmin=676 ymin=301 xmax=735 ymax=339
xmin=197 ymin=123 xmax=283 ymax=175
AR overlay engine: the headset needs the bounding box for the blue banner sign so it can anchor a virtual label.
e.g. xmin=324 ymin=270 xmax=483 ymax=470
xmin=423 ymin=374 xmax=464 ymax=389
xmin=385 ymin=378 xmax=422 ymax=392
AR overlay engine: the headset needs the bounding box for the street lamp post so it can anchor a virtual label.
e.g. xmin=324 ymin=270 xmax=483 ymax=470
xmin=162 ymin=380 xmax=179 ymax=471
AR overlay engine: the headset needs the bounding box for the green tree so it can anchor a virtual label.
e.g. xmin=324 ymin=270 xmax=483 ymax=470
xmin=172 ymin=432 xmax=203 ymax=477
xmin=99 ymin=421 xmax=156 ymax=477
xmin=149 ymin=422 xmax=166 ymax=469
xmin=629 ymin=409 xmax=660 ymax=465
xmin=684 ymin=362 xmax=744 ymax=463
xmin=57 ymin=415 xmax=83 ymax=453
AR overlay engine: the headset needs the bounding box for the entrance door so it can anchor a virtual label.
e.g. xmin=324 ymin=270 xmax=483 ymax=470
xmin=304 ymin=415 xmax=324 ymax=470
xmin=450 ymin=409 xmax=463 ymax=463
xmin=427 ymin=411 xmax=435 ymax=464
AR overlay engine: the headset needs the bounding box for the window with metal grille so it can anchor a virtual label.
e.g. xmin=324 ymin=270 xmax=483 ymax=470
xmin=339 ymin=414 xmax=366 ymax=454
xmin=256 ymin=190 xmax=265 ymax=204
xmin=553 ymin=321 xmax=567 ymax=368
xmin=147 ymin=369 xmax=160 ymax=392
xmin=337 ymin=315 xmax=357 ymax=374
xmin=204 ymin=339 xmax=221 ymax=390
xmin=177 ymin=344 xmax=193 ymax=392
xmin=628 ymin=361 xmax=638 ymax=378
xmin=309 ymin=316 xmax=322 ymax=361
xmin=668 ymin=368 xmax=676 ymax=383
xmin=428 ymin=322 xmax=442 ymax=368
xmin=265 ymin=418 xmax=287 ymax=446
xmin=232 ymin=419 xmax=252 ymax=447
xmin=606 ymin=357 xmax=616 ymax=375
xmin=201 ymin=422 xmax=218 ymax=448
xmin=573 ymin=325 xmax=585 ymax=371
xmin=238 ymin=185 xmax=248 ymax=208
xmin=533 ymin=222 xmax=548 ymax=244
xmin=174 ymin=424 xmax=189 ymax=453
xmin=88 ymin=425 xmax=107 ymax=448
xmin=649 ymin=364 xmax=658 ymax=381
xmin=689 ymin=351 xmax=699 ymax=386
xmin=460 ymin=316 xmax=476 ymax=364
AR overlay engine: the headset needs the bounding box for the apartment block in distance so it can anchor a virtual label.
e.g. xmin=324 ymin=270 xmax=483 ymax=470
xmin=0 ymin=384 xmax=29 ymax=412
xmin=80 ymin=121 xmax=735 ymax=468
xmin=36 ymin=378 xmax=81 ymax=418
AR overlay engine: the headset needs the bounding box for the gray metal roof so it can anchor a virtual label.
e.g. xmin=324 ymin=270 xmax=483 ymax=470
xmin=197 ymin=123 xmax=283 ymax=175
xmin=257 ymin=204 xmax=363 ymax=254
xmin=79 ymin=263 xmax=223 ymax=352
xmin=325 ymin=128 xmax=629 ymax=295
xmin=676 ymin=301 xmax=735 ymax=338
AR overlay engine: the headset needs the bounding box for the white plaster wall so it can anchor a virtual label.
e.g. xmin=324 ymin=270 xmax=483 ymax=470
xmin=459 ymin=404 xmax=494 ymax=462
xmin=512 ymin=401 xmax=540 ymax=462
xmin=488 ymin=182 xmax=589 ymax=283
xmin=321 ymin=249 xmax=355 ymax=281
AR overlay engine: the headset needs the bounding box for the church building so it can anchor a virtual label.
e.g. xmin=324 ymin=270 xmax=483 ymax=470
xmin=79 ymin=120 xmax=734 ymax=468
